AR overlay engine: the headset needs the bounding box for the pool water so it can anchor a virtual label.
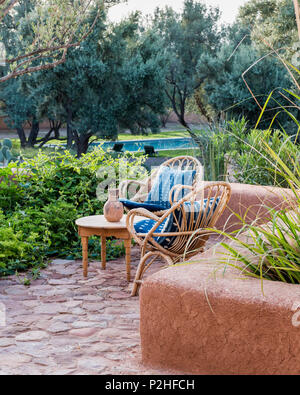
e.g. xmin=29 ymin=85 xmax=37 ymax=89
xmin=91 ymin=137 xmax=198 ymax=152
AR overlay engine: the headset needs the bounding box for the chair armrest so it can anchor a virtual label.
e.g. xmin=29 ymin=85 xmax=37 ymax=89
xmin=169 ymin=184 xmax=194 ymax=205
xmin=126 ymin=208 xmax=161 ymax=247
xmin=142 ymin=182 xmax=231 ymax=254
xmin=140 ymin=185 xmax=217 ymax=251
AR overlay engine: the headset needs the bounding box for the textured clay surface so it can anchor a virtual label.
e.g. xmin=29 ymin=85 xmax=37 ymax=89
xmin=140 ymin=183 xmax=300 ymax=375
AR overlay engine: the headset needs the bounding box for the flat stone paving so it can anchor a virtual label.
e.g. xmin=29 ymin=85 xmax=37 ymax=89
xmin=0 ymin=247 xmax=180 ymax=375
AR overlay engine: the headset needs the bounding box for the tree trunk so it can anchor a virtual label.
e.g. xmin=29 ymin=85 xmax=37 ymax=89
xmin=38 ymin=127 xmax=54 ymax=148
xmin=173 ymin=97 xmax=190 ymax=130
xmin=166 ymin=87 xmax=190 ymax=131
xmin=170 ymin=98 xmax=190 ymax=130
xmin=27 ymin=119 xmax=39 ymax=147
xmin=66 ymin=105 xmax=74 ymax=148
xmin=194 ymin=91 xmax=212 ymax=123
xmin=54 ymin=125 xmax=60 ymax=139
xmin=16 ymin=127 xmax=27 ymax=148
xmin=38 ymin=120 xmax=62 ymax=147
xmin=51 ymin=119 xmax=61 ymax=139
xmin=76 ymin=139 xmax=90 ymax=157
xmin=72 ymin=130 xmax=91 ymax=157
xmin=160 ymin=110 xmax=172 ymax=128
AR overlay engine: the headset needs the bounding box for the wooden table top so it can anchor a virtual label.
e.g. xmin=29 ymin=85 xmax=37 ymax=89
xmin=75 ymin=215 xmax=144 ymax=230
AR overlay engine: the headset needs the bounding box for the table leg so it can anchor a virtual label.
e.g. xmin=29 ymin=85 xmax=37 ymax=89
xmin=101 ymin=236 xmax=106 ymax=270
xmin=81 ymin=236 xmax=89 ymax=277
xmin=124 ymin=238 xmax=131 ymax=282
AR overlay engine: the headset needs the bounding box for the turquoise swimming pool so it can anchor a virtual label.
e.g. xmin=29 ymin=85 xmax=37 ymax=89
xmin=91 ymin=137 xmax=197 ymax=152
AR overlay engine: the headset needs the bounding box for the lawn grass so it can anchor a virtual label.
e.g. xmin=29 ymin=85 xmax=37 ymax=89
xmin=7 ymin=129 xmax=198 ymax=160
xmin=131 ymin=147 xmax=201 ymax=158
xmin=157 ymin=148 xmax=201 ymax=157
xmin=9 ymin=139 xmax=64 ymax=159
xmin=116 ymin=130 xmax=190 ymax=141
xmin=17 ymin=145 xmax=200 ymax=161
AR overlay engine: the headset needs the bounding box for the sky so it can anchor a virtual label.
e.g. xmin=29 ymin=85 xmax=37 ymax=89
xmin=108 ymin=0 xmax=249 ymax=25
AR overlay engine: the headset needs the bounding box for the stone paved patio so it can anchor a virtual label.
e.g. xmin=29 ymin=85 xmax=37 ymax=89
xmin=0 ymin=237 xmax=219 ymax=376
xmin=0 ymin=246 xmax=182 ymax=375
xmin=0 ymin=248 xmax=180 ymax=375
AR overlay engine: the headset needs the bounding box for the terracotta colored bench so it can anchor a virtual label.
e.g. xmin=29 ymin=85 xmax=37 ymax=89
xmin=139 ymin=183 xmax=300 ymax=375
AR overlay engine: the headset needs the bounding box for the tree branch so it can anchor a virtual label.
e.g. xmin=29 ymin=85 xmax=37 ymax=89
xmin=0 ymin=1 xmax=116 ymax=83
xmin=0 ymin=0 xmax=18 ymax=21
xmin=293 ymin=0 xmax=300 ymax=41
xmin=0 ymin=48 xmax=68 ymax=83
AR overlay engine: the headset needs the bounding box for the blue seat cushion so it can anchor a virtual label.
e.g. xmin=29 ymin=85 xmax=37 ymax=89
xmin=134 ymin=218 xmax=167 ymax=237
xmin=134 ymin=197 xmax=220 ymax=249
xmin=175 ymin=197 xmax=220 ymax=229
xmin=119 ymin=199 xmax=166 ymax=212
xmin=145 ymin=166 xmax=196 ymax=210
xmin=134 ymin=215 xmax=177 ymax=247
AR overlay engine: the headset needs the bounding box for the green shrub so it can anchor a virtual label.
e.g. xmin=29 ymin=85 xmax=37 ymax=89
xmin=209 ymin=63 xmax=300 ymax=286
xmin=0 ymin=209 xmax=45 ymax=276
xmin=0 ymin=166 xmax=25 ymax=210
xmin=206 ymin=129 xmax=300 ymax=286
xmin=0 ymin=147 xmax=146 ymax=276
xmin=191 ymin=118 xmax=299 ymax=187
xmin=216 ymin=206 xmax=300 ymax=285
xmin=233 ymin=129 xmax=299 ymax=187
xmin=191 ymin=118 xmax=248 ymax=181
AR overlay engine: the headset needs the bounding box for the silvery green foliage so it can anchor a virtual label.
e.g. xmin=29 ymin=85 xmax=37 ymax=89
xmin=151 ymin=0 xmax=223 ymax=129
xmin=197 ymin=22 xmax=295 ymax=131
xmin=0 ymin=0 xmax=120 ymax=82
xmin=0 ymin=139 xmax=17 ymax=166
xmin=2 ymin=11 xmax=169 ymax=156
xmin=238 ymin=0 xmax=300 ymax=67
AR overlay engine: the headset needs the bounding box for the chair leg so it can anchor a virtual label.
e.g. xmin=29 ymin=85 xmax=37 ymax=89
xmin=131 ymin=251 xmax=173 ymax=297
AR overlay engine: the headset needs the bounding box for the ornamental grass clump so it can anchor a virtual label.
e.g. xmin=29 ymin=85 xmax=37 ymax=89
xmin=218 ymin=204 xmax=300 ymax=285
xmin=214 ymin=62 xmax=300 ymax=286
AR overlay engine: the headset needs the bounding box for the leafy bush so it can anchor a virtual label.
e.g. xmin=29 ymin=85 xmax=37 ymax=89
xmin=191 ymin=118 xmax=299 ymax=186
xmin=211 ymin=62 xmax=300 ymax=286
xmin=0 ymin=165 xmax=25 ymax=210
xmin=191 ymin=118 xmax=248 ymax=181
xmin=0 ymin=209 xmax=46 ymax=276
xmin=0 ymin=147 xmax=146 ymax=276
xmin=233 ymin=129 xmax=299 ymax=187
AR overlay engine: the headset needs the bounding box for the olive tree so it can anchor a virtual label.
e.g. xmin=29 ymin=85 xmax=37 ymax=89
xmin=0 ymin=0 xmax=120 ymax=83
xmin=151 ymin=0 xmax=223 ymax=130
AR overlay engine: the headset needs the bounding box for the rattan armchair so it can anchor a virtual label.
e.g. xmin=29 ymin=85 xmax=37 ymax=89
xmin=119 ymin=156 xmax=203 ymax=214
xmin=127 ymin=182 xmax=232 ymax=296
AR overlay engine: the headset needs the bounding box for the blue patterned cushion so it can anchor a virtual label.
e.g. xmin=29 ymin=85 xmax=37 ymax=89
xmin=134 ymin=215 xmax=176 ymax=247
xmin=145 ymin=166 xmax=196 ymax=210
xmin=175 ymin=197 xmax=220 ymax=229
xmin=134 ymin=218 xmax=167 ymax=238
xmin=134 ymin=197 xmax=220 ymax=249
xmin=119 ymin=199 xmax=166 ymax=212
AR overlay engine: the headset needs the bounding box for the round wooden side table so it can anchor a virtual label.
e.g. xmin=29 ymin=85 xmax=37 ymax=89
xmin=76 ymin=215 xmax=142 ymax=282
